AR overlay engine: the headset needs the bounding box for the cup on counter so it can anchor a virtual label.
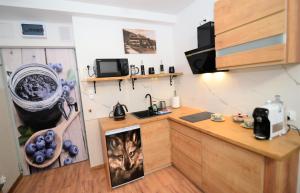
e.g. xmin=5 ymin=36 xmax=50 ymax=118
xmin=211 ymin=113 xmax=224 ymax=121
xmin=243 ymin=118 xmax=254 ymax=128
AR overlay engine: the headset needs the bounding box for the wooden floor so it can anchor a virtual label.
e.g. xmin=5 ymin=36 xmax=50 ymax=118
xmin=11 ymin=161 xmax=203 ymax=193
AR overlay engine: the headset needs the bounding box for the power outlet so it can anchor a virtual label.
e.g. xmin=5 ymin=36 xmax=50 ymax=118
xmin=287 ymin=110 xmax=297 ymax=121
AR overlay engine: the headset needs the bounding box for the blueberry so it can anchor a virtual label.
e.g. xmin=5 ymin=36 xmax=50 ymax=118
xmin=48 ymin=63 xmax=55 ymax=70
xmin=56 ymin=63 xmax=63 ymax=73
xmin=67 ymin=80 xmax=76 ymax=89
xmin=25 ymin=143 xmax=37 ymax=155
xmin=62 ymin=85 xmax=70 ymax=96
xmin=69 ymin=145 xmax=79 ymax=156
xmin=63 ymin=140 xmax=72 ymax=151
xmin=44 ymin=135 xmax=54 ymax=144
xmin=33 ymin=150 xmax=45 ymax=164
xmin=61 ymin=79 xmax=68 ymax=86
xmin=35 ymin=139 xmax=45 ymax=150
xmin=35 ymin=135 xmax=44 ymax=143
xmin=34 ymin=153 xmax=45 ymax=164
xmin=45 ymin=148 xmax=54 ymax=159
xmin=46 ymin=130 xmax=55 ymax=138
xmin=47 ymin=141 xmax=57 ymax=150
xmin=64 ymin=157 xmax=73 ymax=165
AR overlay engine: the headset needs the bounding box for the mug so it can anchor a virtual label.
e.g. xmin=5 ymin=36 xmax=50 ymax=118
xmin=148 ymin=67 xmax=155 ymax=74
xmin=130 ymin=65 xmax=140 ymax=75
xmin=169 ymin=66 xmax=175 ymax=73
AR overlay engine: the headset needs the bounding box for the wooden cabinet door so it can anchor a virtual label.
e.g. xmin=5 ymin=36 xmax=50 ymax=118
xmin=141 ymin=119 xmax=171 ymax=174
xmin=215 ymin=0 xmax=289 ymax=69
xmin=201 ymin=134 xmax=265 ymax=193
xmin=172 ymin=148 xmax=203 ymax=189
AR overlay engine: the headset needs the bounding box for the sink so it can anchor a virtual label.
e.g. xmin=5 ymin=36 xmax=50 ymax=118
xmin=132 ymin=110 xmax=156 ymax=119
xmin=132 ymin=109 xmax=171 ymax=119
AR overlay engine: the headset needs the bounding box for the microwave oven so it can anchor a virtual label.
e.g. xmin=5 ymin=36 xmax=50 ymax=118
xmin=95 ymin=58 xmax=129 ymax=78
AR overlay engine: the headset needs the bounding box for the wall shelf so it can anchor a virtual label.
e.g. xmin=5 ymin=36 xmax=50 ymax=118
xmin=84 ymin=73 xmax=183 ymax=92
xmin=86 ymin=76 xmax=130 ymax=93
xmin=130 ymin=73 xmax=183 ymax=89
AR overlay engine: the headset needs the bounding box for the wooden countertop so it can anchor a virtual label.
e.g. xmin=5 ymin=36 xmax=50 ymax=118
xmin=99 ymin=106 xmax=300 ymax=160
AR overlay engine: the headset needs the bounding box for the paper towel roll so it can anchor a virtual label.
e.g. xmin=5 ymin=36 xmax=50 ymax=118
xmin=171 ymin=96 xmax=180 ymax=108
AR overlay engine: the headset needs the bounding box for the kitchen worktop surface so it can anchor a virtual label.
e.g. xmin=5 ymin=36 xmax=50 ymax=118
xmin=99 ymin=106 xmax=300 ymax=160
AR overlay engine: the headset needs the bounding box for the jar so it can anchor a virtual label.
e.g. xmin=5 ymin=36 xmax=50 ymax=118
xmin=8 ymin=63 xmax=69 ymax=131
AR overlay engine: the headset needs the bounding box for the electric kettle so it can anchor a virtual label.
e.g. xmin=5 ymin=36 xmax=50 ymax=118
xmin=109 ymin=102 xmax=128 ymax=120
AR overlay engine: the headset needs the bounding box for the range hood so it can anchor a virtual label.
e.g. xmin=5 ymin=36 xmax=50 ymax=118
xmin=185 ymin=47 xmax=217 ymax=74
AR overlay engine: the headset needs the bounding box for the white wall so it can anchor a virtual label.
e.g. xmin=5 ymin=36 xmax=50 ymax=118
xmin=0 ymin=62 xmax=20 ymax=193
xmin=173 ymin=0 xmax=300 ymax=192
xmin=0 ymin=20 xmax=74 ymax=48
xmin=73 ymin=16 xmax=176 ymax=166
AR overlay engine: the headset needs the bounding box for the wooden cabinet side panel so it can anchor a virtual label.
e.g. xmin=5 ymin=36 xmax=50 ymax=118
xmin=141 ymin=120 xmax=171 ymax=174
xmin=214 ymin=0 xmax=285 ymax=34
xmin=264 ymin=150 xmax=299 ymax=193
xmin=202 ymin=134 xmax=265 ymax=193
xmin=287 ymin=0 xmax=300 ymax=63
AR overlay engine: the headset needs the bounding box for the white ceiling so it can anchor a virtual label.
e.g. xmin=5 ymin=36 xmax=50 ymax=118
xmin=67 ymin=0 xmax=195 ymax=14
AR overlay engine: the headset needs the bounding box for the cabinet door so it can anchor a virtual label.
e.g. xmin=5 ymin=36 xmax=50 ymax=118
xmin=202 ymin=134 xmax=265 ymax=193
xmin=141 ymin=119 xmax=171 ymax=174
xmin=172 ymin=148 xmax=203 ymax=188
xmin=171 ymin=128 xmax=202 ymax=164
xmin=215 ymin=0 xmax=288 ymax=69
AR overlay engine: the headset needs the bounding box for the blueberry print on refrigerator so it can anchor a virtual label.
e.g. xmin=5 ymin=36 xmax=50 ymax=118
xmin=1 ymin=48 xmax=88 ymax=175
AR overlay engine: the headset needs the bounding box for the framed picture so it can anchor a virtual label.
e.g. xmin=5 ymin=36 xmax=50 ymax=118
xmin=105 ymin=125 xmax=144 ymax=188
xmin=123 ymin=29 xmax=156 ymax=54
xmin=20 ymin=22 xmax=47 ymax=38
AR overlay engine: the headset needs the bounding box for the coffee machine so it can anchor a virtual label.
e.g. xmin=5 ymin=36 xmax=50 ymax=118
xmin=253 ymin=98 xmax=286 ymax=140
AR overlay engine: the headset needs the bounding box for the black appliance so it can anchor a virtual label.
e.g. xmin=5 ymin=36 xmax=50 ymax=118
xmin=109 ymin=102 xmax=128 ymax=121
xmin=185 ymin=48 xmax=216 ymax=74
xmin=95 ymin=58 xmax=129 ymax=78
xmin=253 ymin=108 xmax=270 ymax=140
xmin=197 ymin=21 xmax=215 ymax=49
xmin=185 ymin=21 xmax=226 ymax=74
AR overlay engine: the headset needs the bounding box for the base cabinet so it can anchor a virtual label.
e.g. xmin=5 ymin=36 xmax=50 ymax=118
xmin=169 ymin=121 xmax=299 ymax=193
xmin=202 ymin=134 xmax=265 ymax=193
xmin=141 ymin=119 xmax=171 ymax=174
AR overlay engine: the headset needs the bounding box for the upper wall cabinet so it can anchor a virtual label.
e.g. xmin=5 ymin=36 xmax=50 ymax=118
xmin=214 ymin=0 xmax=300 ymax=69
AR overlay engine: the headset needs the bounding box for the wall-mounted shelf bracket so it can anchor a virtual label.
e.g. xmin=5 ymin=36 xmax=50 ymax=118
xmin=170 ymin=75 xmax=177 ymax=86
xmin=93 ymin=81 xmax=96 ymax=93
xmin=118 ymin=80 xmax=123 ymax=91
xmin=131 ymin=78 xmax=137 ymax=90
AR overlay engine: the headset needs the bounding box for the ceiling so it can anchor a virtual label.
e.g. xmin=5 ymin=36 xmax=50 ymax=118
xmin=67 ymin=0 xmax=195 ymax=14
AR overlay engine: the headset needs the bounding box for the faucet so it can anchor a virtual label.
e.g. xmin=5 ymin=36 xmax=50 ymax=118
xmin=145 ymin=93 xmax=152 ymax=107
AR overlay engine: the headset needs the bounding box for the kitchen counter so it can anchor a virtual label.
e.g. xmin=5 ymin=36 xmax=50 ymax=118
xmin=99 ymin=106 xmax=300 ymax=160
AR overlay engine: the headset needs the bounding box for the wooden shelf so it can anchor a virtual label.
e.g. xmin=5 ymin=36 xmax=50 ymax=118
xmin=84 ymin=73 xmax=183 ymax=92
xmin=86 ymin=76 xmax=130 ymax=82
xmin=131 ymin=73 xmax=183 ymax=79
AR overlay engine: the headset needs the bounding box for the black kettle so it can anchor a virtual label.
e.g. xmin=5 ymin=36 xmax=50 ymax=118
xmin=109 ymin=102 xmax=128 ymax=121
